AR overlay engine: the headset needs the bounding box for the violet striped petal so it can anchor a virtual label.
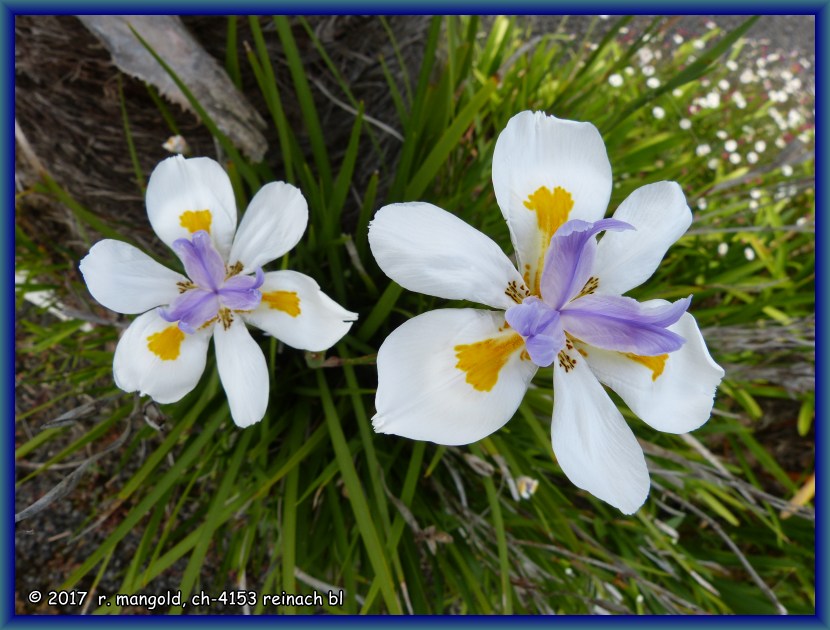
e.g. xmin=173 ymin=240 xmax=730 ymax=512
xmin=560 ymin=294 xmax=691 ymax=355
xmin=172 ymin=230 xmax=226 ymax=291
xmin=541 ymin=218 xmax=633 ymax=309
xmin=505 ymin=296 xmax=565 ymax=367
xmin=219 ymin=268 xmax=264 ymax=311
xmin=159 ymin=288 xmax=220 ymax=334
xmin=223 ymin=267 xmax=265 ymax=292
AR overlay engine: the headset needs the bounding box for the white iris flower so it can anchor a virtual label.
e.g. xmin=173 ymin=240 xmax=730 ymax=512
xmin=80 ymin=156 xmax=356 ymax=427
xmin=368 ymin=111 xmax=724 ymax=514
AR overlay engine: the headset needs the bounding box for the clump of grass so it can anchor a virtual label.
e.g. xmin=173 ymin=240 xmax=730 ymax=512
xmin=15 ymin=15 xmax=813 ymax=614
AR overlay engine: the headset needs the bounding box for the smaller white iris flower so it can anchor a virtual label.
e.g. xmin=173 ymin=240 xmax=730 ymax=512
xmin=80 ymin=156 xmax=356 ymax=427
xmin=368 ymin=111 xmax=724 ymax=514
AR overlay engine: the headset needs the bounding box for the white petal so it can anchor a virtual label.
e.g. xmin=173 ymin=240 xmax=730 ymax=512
xmin=593 ymin=181 xmax=692 ymax=296
xmin=368 ymin=202 xmax=527 ymax=310
xmin=581 ymin=309 xmax=725 ymax=434
xmin=551 ymin=352 xmax=650 ymax=514
xmin=145 ymin=156 xmax=238 ymax=259
xmin=214 ymin=317 xmax=268 ymax=427
xmin=113 ymin=308 xmax=210 ymax=404
xmin=80 ymin=240 xmax=187 ymax=314
xmin=229 ymin=182 xmax=309 ymax=273
xmin=243 ymin=270 xmax=356 ymax=351
xmin=373 ymin=308 xmax=536 ymax=445
xmin=492 ymin=111 xmax=612 ymax=294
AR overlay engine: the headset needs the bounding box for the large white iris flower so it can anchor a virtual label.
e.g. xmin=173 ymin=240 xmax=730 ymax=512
xmin=368 ymin=111 xmax=724 ymax=514
xmin=80 ymin=156 xmax=357 ymax=427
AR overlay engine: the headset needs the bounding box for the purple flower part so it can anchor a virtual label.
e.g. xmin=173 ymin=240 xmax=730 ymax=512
xmin=540 ymin=218 xmax=634 ymax=310
xmin=223 ymin=266 xmax=265 ymax=292
xmin=560 ymin=294 xmax=691 ymax=356
xmin=219 ymin=267 xmax=264 ymax=311
xmin=172 ymin=230 xmax=226 ymax=291
xmin=159 ymin=288 xmax=220 ymax=334
xmin=505 ymin=297 xmax=565 ymax=367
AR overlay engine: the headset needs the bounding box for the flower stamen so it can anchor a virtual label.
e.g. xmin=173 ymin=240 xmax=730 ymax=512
xmin=176 ymin=280 xmax=195 ymax=293
xmin=225 ymin=261 xmax=244 ymax=279
xmin=219 ymin=307 xmax=233 ymax=330
xmin=504 ymin=279 xmax=530 ymax=304
xmin=557 ymin=349 xmax=577 ymax=372
xmin=574 ymin=276 xmax=599 ymax=300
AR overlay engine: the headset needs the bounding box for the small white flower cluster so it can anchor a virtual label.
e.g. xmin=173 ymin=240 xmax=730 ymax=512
xmin=749 ymin=188 xmax=762 ymax=209
xmin=694 ymin=91 xmax=722 ymax=110
xmin=626 ymin=21 xmax=813 ymax=178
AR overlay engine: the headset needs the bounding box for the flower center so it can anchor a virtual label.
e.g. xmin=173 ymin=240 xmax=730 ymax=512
xmin=159 ymin=230 xmax=264 ymax=334
xmin=505 ymin=218 xmax=691 ymax=369
xmin=505 ymin=296 xmax=566 ymax=368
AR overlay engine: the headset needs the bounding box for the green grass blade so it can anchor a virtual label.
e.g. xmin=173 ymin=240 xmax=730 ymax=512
xmin=404 ymin=77 xmax=497 ymax=200
xmin=247 ymin=16 xmax=295 ymax=183
xmin=117 ymin=74 xmax=145 ymax=191
xmin=317 ymin=371 xmax=401 ymax=614
xmin=225 ymin=16 xmax=242 ymax=89
xmin=273 ymin=16 xmax=333 ymax=192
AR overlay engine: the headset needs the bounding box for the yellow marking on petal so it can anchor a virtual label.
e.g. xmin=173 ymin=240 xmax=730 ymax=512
xmin=262 ymin=291 xmax=301 ymax=317
xmin=625 ymin=353 xmax=669 ymax=381
xmin=147 ymin=326 xmax=185 ymax=361
xmin=454 ymin=333 xmax=524 ymax=392
xmin=179 ymin=209 xmax=212 ymax=233
xmin=523 ymin=186 xmax=574 ymax=293
xmin=522 ymin=263 xmax=532 ymax=287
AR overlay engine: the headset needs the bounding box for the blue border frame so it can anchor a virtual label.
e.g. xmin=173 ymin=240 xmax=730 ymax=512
xmin=5 ymin=3 xmax=826 ymax=625
xmin=815 ymin=3 xmax=826 ymax=627
xmin=4 ymin=2 xmax=13 ymax=627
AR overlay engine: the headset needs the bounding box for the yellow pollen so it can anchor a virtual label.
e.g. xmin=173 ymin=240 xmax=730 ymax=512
xmin=262 ymin=291 xmax=301 ymax=317
xmin=454 ymin=333 xmax=524 ymax=392
xmin=147 ymin=326 xmax=185 ymax=361
xmin=179 ymin=209 xmax=213 ymax=233
xmin=625 ymin=353 xmax=669 ymax=381
xmin=523 ymin=185 xmax=574 ymax=293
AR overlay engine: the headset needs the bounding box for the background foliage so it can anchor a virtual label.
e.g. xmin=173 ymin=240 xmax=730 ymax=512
xmin=15 ymin=15 xmax=814 ymax=614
